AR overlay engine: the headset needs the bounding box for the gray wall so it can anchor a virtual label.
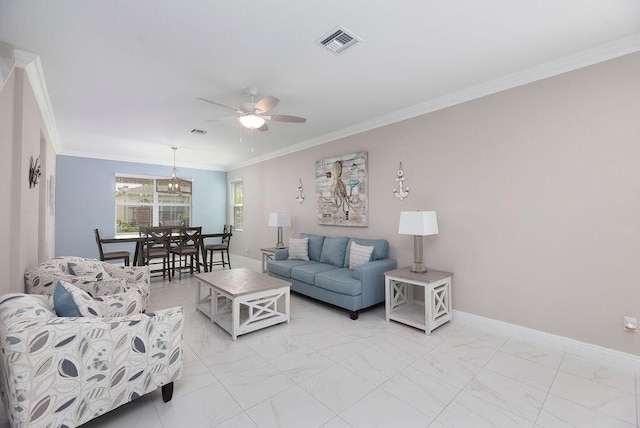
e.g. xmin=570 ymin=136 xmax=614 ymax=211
xmin=228 ymin=53 xmax=640 ymax=354
xmin=56 ymin=155 xmax=228 ymax=259
xmin=0 ymin=66 xmax=56 ymax=295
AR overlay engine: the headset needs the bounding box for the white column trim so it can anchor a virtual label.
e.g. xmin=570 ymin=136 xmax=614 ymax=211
xmin=14 ymin=49 xmax=60 ymax=153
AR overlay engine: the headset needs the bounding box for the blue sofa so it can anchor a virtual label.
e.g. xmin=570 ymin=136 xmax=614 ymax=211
xmin=267 ymin=233 xmax=397 ymax=319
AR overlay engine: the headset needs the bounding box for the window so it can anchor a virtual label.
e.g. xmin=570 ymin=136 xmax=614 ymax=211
xmin=231 ymin=179 xmax=243 ymax=231
xmin=115 ymin=175 xmax=192 ymax=234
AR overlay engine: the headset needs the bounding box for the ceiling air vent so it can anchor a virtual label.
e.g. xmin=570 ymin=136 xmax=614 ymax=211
xmin=190 ymin=128 xmax=208 ymax=135
xmin=316 ymin=26 xmax=361 ymax=55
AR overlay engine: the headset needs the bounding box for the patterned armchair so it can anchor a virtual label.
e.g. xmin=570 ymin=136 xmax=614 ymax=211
xmin=24 ymin=257 xmax=150 ymax=310
xmin=0 ymin=293 xmax=183 ymax=427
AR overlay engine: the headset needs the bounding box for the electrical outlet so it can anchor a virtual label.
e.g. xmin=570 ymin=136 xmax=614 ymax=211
xmin=623 ymin=316 xmax=636 ymax=331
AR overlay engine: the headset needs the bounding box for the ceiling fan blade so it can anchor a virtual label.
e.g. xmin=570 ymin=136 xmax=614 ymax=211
xmin=205 ymin=116 xmax=238 ymax=122
xmin=265 ymin=114 xmax=307 ymax=123
xmin=198 ymin=97 xmax=242 ymax=113
xmin=256 ymin=122 xmax=269 ymax=132
xmin=255 ymin=96 xmax=279 ymax=114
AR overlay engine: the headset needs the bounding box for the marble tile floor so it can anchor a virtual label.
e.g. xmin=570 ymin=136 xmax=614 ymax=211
xmin=2 ymin=271 xmax=638 ymax=428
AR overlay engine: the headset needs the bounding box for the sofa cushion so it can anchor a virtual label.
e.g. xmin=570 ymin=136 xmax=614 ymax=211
xmin=268 ymin=259 xmax=315 ymax=278
xmin=343 ymin=238 xmax=389 ymax=267
xmin=291 ymin=263 xmax=338 ymax=285
xmin=315 ymin=268 xmax=362 ymax=296
xmin=53 ymin=281 xmax=105 ymax=317
xmin=348 ymin=242 xmax=374 ymax=269
xmin=319 ymin=236 xmax=350 ymax=268
xmin=300 ymin=233 xmax=325 ymax=262
xmin=288 ymin=237 xmax=310 ymax=261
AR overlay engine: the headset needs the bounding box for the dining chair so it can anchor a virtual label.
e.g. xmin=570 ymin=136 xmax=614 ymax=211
xmin=206 ymin=224 xmax=233 ymax=270
xmin=93 ymin=228 xmax=130 ymax=265
xmin=171 ymin=226 xmax=202 ymax=279
xmin=142 ymin=226 xmax=173 ymax=281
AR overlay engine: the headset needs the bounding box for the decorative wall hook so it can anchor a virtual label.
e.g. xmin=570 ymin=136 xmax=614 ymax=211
xmin=29 ymin=156 xmax=41 ymax=188
xmin=393 ymin=161 xmax=409 ymax=200
xmin=295 ymin=178 xmax=305 ymax=203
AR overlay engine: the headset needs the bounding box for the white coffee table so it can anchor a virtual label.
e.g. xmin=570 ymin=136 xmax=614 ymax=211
xmin=195 ymin=268 xmax=291 ymax=340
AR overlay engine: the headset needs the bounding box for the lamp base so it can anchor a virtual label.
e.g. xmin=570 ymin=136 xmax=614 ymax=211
xmin=411 ymin=235 xmax=427 ymax=273
xmin=275 ymin=227 xmax=285 ymax=249
xmin=411 ymin=262 xmax=427 ymax=274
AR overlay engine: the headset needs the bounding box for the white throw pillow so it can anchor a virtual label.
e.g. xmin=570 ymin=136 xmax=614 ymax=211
xmin=288 ymin=237 xmax=310 ymax=261
xmin=349 ymin=242 xmax=374 ymax=269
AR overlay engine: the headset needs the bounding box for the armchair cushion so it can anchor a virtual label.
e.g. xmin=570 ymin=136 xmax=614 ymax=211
xmin=67 ymin=259 xmax=109 ymax=277
xmin=94 ymin=290 xmax=145 ymax=317
xmin=53 ymin=274 xmax=127 ymax=297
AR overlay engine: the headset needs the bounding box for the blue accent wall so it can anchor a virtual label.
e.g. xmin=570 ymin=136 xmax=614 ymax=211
xmin=55 ymin=155 xmax=227 ymax=258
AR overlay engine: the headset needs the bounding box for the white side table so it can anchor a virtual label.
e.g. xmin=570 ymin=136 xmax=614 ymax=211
xmin=384 ymin=267 xmax=453 ymax=334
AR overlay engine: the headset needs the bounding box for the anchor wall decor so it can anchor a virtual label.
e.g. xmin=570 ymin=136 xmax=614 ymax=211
xmin=393 ymin=162 xmax=409 ymax=200
xmin=295 ymin=178 xmax=305 ymax=203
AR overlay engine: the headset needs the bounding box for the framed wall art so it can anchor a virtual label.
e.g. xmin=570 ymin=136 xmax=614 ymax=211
xmin=315 ymin=151 xmax=368 ymax=227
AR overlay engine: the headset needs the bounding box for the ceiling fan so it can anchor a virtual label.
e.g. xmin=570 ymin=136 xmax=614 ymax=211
xmin=199 ymin=87 xmax=306 ymax=132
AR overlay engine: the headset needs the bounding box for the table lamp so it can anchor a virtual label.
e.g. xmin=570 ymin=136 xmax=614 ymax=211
xmin=269 ymin=212 xmax=291 ymax=249
xmin=398 ymin=211 xmax=439 ymax=273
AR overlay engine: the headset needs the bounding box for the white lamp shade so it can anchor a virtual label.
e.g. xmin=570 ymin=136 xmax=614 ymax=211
xmin=398 ymin=211 xmax=439 ymax=236
xmin=269 ymin=212 xmax=291 ymax=227
xmin=239 ymin=114 xmax=266 ymax=129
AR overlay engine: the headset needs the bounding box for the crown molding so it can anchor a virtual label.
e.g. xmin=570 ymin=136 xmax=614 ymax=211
xmin=0 ymin=42 xmax=16 ymax=93
xmin=14 ymin=49 xmax=61 ymax=153
xmin=230 ymin=34 xmax=640 ymax=171
xmin=57 ymin=148 xmax=228 ymax=172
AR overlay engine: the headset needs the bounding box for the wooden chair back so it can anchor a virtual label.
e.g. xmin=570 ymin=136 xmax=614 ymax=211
xmin=93 ymin=228 xmax=105 ymax=260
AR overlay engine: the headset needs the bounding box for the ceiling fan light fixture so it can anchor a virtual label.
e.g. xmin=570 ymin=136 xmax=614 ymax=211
xmin=239 ymin=114 xmax=266 ymax=129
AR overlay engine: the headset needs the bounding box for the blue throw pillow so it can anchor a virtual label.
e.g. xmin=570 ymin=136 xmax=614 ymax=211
xmin=300 ymin=233 xmax=325 ymax=261
xmin=53 ymin=281 xmax=106 ymax=317
xmin=319 ymin=236 xmax=350 ymax=267
xmin=53 ymin=281 xmax=82 ymax=317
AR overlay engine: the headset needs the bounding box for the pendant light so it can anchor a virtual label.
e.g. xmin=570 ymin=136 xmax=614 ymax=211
xmin=156 ymin=147 xmax=192 ymax=194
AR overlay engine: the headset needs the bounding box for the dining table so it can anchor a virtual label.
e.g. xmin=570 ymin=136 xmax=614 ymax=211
xmin=100 ymin=231 xmax=231 ymax=272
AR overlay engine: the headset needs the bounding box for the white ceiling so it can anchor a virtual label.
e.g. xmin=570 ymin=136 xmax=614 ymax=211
xmin=1 ymin=0 xmax=639 ymax=171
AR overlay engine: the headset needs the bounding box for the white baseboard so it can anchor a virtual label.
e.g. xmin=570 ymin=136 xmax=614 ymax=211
xmin=227 ymin=254 xmax=639 ymax=370
xmin=453 ymin=310 xmax=640 ymax=371
xmin=228 ymin=254 xmax=263 ymax=273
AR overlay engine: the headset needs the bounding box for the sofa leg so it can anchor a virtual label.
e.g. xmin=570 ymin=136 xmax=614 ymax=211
xmin=162 ymin=382 xmax=174 ymax=403
xmin=349 ymin=311 xmax=358 ymax=320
